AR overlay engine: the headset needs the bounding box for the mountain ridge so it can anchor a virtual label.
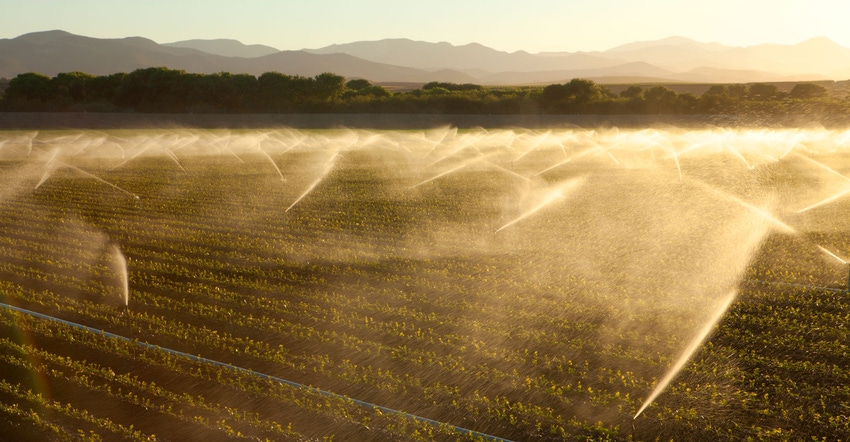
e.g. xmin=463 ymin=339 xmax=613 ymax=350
xmin=1 ymin=30 xmax=847 ymax=85
xmin=164 ymin=39 xmax=280 ymax=58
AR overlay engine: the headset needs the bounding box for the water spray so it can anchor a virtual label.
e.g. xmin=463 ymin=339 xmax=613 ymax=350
xmin=65 ymin=162 xmax=140 ymax=200
xmin=816 ymin=245 xmax=847 ymax=265
xmin=111 ymin=244 xmax=129 ymax=307
xmin=794 ymin=152 xmax=850 ymax=183
xmin=410 ymin=163 xmax=467 ymax=189
xmin=634 ymin=290 xmax=738 ymax=419
xmin=496 ymin=177 xmax=585 ymax=232
xmin=257 ymin=146 xmax=286 ymax=182
xmin=534 ymin=146 xmax=597 ymax=177
xmin=797 ymin=188 xmax=850 ymax=213
xmin=285 ymin=148 xmax=340 ymax=212
xmin=814 ymin=246 xmax=850 ymax=292
xmin=691 ymin=179 xmax=797 ymax=235
xmin=162 ymin=147 xmax=187 ymax=173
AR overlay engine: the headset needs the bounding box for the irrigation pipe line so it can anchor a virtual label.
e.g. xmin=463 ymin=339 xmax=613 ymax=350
xmin=0 ymin=278 xmax=836 ymax=439
xmin=0 ymin=302 xmax=512 ymax=442
xmin=743 ymin=278 xmax=849 ymax=293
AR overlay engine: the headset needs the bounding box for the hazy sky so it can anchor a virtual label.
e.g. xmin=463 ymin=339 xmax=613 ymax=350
xmin=1 ymin=0 xmax=847 ymax=53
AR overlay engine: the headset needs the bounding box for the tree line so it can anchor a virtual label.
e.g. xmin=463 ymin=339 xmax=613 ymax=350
xmin=0 ymin=67 xmax=844 ymax=115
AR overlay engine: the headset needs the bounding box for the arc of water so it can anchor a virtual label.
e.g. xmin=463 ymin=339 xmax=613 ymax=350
xmin=110 ymin=136 xmax=160 ymax=170
xmin=603 ymin=149 xmax=621 ymax=166
xmin=671 ymin=154 xmax=683 ymax=182
xmin=653 ymin=142 xmax=684 ymax=183
xmin=817 ymin=245 xmax=847 ymax=265
xmin=553 ymin=138 xmax=568 ymax=157
xmin=417 ymin=150 xmax=503 ymax=186
xmin=691 ymin=179 xmax=797 ymax=235
xmin=676 ymin=141 xmax=709 ymax=158
xmin=254 ymin=134 xmax=286 ymax=181
xmin=222 ymin=138 xmax=246 ymax=163
xmin=111 ymin=245 xmax=129 ymax=306
xmin=496 ymin=177 xmax=585 ymax=232
xmin=354 ymin=131 xmax=384 ymax=150
xmin=481 ymin=160 xmax=531 ymax=183
xmin=285 ymin=148 xmax=341 ymax=212
xmin=511 ymin=130 xmax=552 ymax=163
xmin=410 ymin=163 xmax=467 ymax=189
xmin=69 ymin=134 xmax=106 ymax=157
xmin=171 ymin=133 xmax=200 ymax=152
xmin=416 ymin=126 xmax=458 ymax=159
xmin=423 ymin=135 xmax=484 ymax=169
xmin=634 ymin=290 xmax=738 ymax=419
xmin=794 ymin=152 xmax=850 ymax=182
xmin=792 ymin=153 xmax=850 ymax=212
xmin=723 ymin=142 xmax=754 ymax=169
xmin=162 ymin=148 xmax=187 ymax=173
xmin=778 ymin=142 xmax=796 ymax=160
xmin=583 ymin=136 xmax=624 ymax=166
xmin=34 ymin=148 xmax=62 ymax=189
xmin=797 ymin=188 xmax=850 ymax=213
xmin=25 ymin=132 xmax=37 ymax=156
xmin=258 ymin=148 xmax=286 ymax=181
xmin=534 ymin=146 xmax=598 ymax=177
xmin=42 ymin=159 xmax=139 ymax=200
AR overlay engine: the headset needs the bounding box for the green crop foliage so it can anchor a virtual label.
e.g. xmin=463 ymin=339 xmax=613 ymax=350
xmin=0 ymin=127 xmax=849 ymax=440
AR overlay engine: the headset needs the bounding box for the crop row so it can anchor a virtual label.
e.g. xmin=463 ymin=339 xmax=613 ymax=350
xmin=0 ymin=267 xmax=631 ymax=440
xmin=4 ymin=134 xmax=850 ymax=439
xmin=0 ymin=305 xmax=498 ymax=441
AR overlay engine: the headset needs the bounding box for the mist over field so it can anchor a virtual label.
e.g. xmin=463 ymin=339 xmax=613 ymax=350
xmin=5 ymin=1 xmax=850 ymax=438
xmin=0 ymin=126 xmax=848 ymax=440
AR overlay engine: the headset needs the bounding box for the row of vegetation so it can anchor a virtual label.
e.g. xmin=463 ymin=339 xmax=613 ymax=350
xmin=0 ymin=68 xmax=846 ymax=115
xmin=0 ymin=129 xmax=848 ymax=439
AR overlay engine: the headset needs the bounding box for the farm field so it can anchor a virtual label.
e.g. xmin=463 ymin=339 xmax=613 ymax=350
xmin=0 ymin=126 xmax=848 ymax=441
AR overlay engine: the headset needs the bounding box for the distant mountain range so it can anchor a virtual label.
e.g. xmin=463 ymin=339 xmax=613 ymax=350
xmin=163 ymin=39 xmax=280 ymax=58
xmin=2 ymin=30 xmax=850 ymax=85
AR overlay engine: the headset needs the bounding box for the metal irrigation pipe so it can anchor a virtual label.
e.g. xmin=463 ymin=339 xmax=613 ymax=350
xmin=0 ymin=302 xmax=512 ymax=442
xmin=742 ymin=278 xmax=849 ymax=293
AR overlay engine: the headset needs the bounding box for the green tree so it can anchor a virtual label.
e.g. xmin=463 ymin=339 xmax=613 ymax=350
xmin=748 ymin=83 xmax=781 ymax=100
xmin=677 ymin=92 xmax=698 ymax=113
xmin=257 ymin=71 xmax=294 ymax=112
xmin=115 ymin=67 xmax=191 ymax=112
xmin=314 ymin=72 xmax=346 ymax=110
xmin=643 ymin=86 xmax=679 ymax=113
xmin=788 ymin=83 xmax=828 ymax=99
xmin=52 ymin=72 xmax=95 ymax=103
xmin=89 ymin=73 xmax=125 ymax=103
xmin=346 ymin=79 xmax=372 ymax=91
xmin=619 ymin=85 xmax=643 ymax=99
xmin=703 ymin=85 xmax=729 ymax=96
xmin=423 ymin=82 xmax=482 ymax=92
xmin=190 ymin=72 xmax=258 ymax=112
xmin=257 ymin=72 xmax=317 ymax=112
xmin=539 ymin=78 xmax=604 ymax=113
xmin=4 ymin=72 xmax=55 ymax=102
xmin=728 ymin=84 xmax=748 ymax=100
xmin=343 ymin=78 xmax=391 ymax=99
xmin=698 ymin=85 xmax=735 ymax=112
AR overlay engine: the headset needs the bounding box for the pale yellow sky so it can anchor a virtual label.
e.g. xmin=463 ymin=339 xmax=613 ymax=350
xmin=1 ymin=0 xmax=847 ymax=53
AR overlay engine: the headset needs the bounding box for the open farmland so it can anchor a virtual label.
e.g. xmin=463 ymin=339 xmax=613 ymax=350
xmin=0 ymin=127 xmax=848 ymax=441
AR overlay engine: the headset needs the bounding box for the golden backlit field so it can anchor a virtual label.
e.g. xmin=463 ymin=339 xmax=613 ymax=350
xmin=0 ymin=127 xmax=848 ymax=441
